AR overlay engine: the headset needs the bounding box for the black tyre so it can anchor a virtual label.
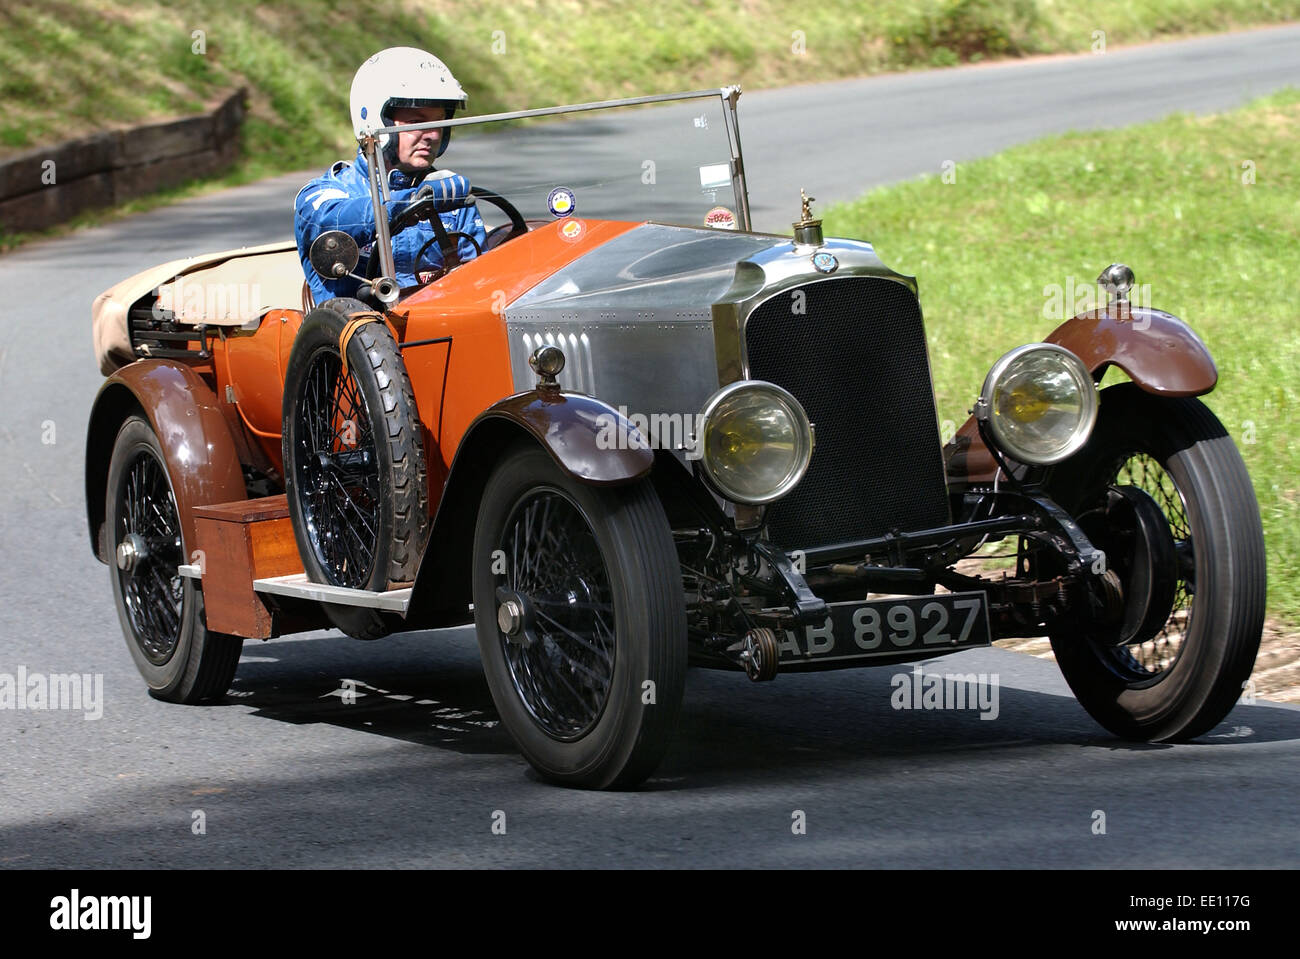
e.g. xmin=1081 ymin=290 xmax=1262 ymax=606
xmin=472 ymin=445 xmax=687 ymax=789
xmin=1045 ymin=383 xmax=1266 ymax=741
xmin=107 ymin=416 xmax=242 ymax=703
xmin=282 ymin=298 xmax=428 ymax=638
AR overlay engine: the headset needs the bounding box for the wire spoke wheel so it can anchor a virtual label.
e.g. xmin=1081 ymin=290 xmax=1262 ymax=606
xmin=282 ymin=299 xmax=429 ymax=639
xmin=1098 ymin=452 xmax=1193 ymax=680
xmin=1044 ymin=383 xmax=1265 ymax=742
xmin=497 ymin=489 xmax=617 ymax=740
xmin=105 ymin=416 xmax=242 ymax=703
xmin=293 ymin=345 xmax=380 ymax=589
xmin=114 ymin=446 xmax=184 ymax=665
xmin=471 ymin=444 xmax=686 ymax=789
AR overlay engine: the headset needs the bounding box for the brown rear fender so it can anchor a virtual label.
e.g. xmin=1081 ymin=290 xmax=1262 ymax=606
xmin=946 ymin=305 xmax=1217 ymax=486
xmin=85 ymin=360 xmax=247 ymax=563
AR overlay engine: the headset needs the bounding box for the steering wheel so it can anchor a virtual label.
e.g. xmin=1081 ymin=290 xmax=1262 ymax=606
xmin=413 ymin=212 xmax=483 ymax=272
xmin=376 ymin=186 xmax=528 ymax=280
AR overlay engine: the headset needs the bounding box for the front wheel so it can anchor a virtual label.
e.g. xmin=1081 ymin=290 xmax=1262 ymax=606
xmin=471 ymin=445 xmax=687 ymax=789
xmin=1044 ymin=383 xmax=1266 ymax=741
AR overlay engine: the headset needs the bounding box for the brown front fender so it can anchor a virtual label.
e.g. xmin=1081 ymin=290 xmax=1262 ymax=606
xmin=404 ymin=390 xmax=656 ymax=625
xmin=85 ymin=360 xmax=247 ymax=563
xmin=469 ymin=389 xmax=655 ymax=486
xmin=946 ymin=306 xmax=1217 ymax=485
xmin=1045 ymin=306 xmax=1217 ymax=397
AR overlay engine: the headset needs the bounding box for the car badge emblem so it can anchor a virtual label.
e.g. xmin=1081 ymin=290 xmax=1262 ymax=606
xmin=547 ymin=186 xmax=576 ymax=218
xmin=704 ymin=206 xmax=738 ymax=230
xmin=559 ymin=219 xmax=585 ymax=241
xmin=811 ymin=251 xmax=838 ymax=273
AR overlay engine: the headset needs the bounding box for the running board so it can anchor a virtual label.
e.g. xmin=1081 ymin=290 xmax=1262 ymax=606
xmin=252 ymin=573 xmax=413 ymax=614
xmin=186 ymin=494 xmax=413 ymax=636
xmin=178 ymin=563 xmax=410 ymax=614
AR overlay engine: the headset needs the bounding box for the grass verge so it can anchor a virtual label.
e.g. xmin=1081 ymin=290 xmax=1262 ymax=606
xmin=823 ymin=88 xmax=1300 ymax=624
xmin=3 ymin=0 xmax=1299 ymax=163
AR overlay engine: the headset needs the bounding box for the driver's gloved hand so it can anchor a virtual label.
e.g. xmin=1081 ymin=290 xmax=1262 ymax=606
xmin=411 ymin=170 xmax=471 ymax=211
xmin=389 ymin=172 xmax=473 ymax=233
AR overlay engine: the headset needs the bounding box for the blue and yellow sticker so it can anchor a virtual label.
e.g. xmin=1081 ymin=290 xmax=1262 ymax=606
xmin=547 ymin=187 xmax=576 ymax=218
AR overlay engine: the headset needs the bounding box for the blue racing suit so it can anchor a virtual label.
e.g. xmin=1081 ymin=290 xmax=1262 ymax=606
xmin=294 ymin=150 xmax=486 ymax=304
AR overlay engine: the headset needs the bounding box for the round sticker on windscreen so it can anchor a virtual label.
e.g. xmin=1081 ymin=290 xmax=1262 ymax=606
xmin=704 ymin=206 xmax=737 ymax=230
xmin=547 ymin=187 xmax=576 ymax=218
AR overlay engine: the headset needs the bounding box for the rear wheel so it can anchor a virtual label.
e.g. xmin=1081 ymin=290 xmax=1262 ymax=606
xmin=1045 ymin=383 xmax=1266 ymax=741
xmin=472 ymin=445 xmax=686 ymax=789
xmin=107 ymin=416 xmax=242 ymax=703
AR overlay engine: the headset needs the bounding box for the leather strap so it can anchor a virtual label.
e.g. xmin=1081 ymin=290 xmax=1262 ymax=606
xmin=338 ymin=311 xmax=394 ymax=379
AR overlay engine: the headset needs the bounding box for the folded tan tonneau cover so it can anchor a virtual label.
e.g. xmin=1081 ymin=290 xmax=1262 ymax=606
xmin=92 ymin=240 xmax=303 ymax=375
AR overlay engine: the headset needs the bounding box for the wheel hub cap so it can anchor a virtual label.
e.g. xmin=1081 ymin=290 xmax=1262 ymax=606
xmin=116 ymin=532 xmax=148 ymax=572
xmin=497 ymin=598 xmax=524 ymax=636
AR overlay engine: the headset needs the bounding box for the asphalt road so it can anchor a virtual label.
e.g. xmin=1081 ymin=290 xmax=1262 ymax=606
xmin=2 ymin=25 xmax=1298 ymax=868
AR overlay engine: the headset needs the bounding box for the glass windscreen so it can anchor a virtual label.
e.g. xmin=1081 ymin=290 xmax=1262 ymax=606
xmin=387 ymin=94 xmax=746 ymax=233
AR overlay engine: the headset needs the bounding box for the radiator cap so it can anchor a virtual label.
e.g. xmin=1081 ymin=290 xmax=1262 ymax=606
xmin=793 ymin=188 xmax=824 ymax=246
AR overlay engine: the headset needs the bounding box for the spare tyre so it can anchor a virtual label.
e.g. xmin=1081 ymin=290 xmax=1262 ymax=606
xmin=281 ymin=297 xmax=429 ymax=638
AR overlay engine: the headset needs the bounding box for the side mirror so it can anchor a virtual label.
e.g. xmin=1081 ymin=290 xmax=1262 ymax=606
xmin=308 ymin=231 xmax=360 ymax=279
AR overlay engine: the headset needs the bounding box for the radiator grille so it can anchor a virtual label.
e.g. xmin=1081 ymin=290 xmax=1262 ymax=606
xmin=744 ymin=276 xmax=951 ymax=550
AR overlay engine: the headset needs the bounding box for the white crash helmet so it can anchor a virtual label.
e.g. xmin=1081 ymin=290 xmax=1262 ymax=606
xmin=349 ymin=46 xmax=468 ymax=160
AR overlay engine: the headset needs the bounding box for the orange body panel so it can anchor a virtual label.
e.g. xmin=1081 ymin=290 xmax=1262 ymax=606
xmin=396 ymin=220 xmax=639 ymax=484
xmin=220 ymin=311 xmax=299 ymax=469
xmin=204 ymin=218 xmax=639 ymax=511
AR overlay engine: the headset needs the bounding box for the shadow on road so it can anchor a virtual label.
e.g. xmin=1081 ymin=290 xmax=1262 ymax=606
xmin=223 ymin=628 xmax=1300 ymax=789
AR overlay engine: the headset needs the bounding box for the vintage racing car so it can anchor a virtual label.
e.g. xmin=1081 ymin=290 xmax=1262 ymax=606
xmin=85 ymin=88 xmax=1266 ymax=788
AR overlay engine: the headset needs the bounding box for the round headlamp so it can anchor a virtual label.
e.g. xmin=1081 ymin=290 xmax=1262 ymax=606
xmin=697 ymin=380 xmax=813 ymax=505
xmin=976 ymin=344 xmax=1098 ymax=465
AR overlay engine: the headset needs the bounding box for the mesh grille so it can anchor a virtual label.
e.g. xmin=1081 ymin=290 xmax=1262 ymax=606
xmin=744 ymin=276 xmax=951 ymax=550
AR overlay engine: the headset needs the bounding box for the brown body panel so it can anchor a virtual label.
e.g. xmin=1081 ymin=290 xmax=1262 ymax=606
xmin=86 ymin=359 xmax=247 ymax=563
xmin=405 ymin=388 xmax=655 ymax=624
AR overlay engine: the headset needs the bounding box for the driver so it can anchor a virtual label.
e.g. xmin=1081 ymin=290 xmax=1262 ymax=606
xmin=294 ymin=46 xmax=487 ymax=304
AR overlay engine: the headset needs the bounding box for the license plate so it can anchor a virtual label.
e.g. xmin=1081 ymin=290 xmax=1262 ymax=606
xmin=775 ymin=591 xmax=992 ymax=665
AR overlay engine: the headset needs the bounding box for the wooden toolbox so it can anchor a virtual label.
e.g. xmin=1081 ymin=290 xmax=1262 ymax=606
xmin=193 ymin=495 xmax=304 ymax=638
